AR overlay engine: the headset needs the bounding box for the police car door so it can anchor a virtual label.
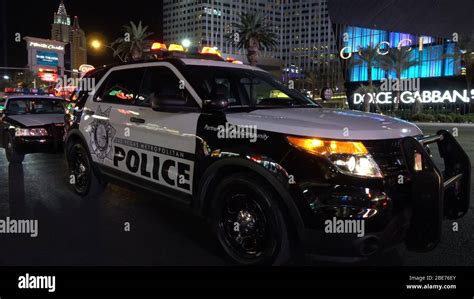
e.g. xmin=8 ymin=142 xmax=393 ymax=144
xmin=80 ymin=66 xmax=146 ymax=178
xmin=112 ymin=64 xmax=200 ymax=197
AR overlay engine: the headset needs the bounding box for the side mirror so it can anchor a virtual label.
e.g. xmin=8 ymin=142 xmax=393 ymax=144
xmin=203 ymin=99 xmax=229 ymax=112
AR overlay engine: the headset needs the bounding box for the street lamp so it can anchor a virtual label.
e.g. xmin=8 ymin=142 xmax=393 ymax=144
xmin=90 ymin=39 xmax=103 ymax=50
xmin=2 ymin=75 xmax=9 ymax=80
xmin=181 ymin=39 xmax=192 ymax=49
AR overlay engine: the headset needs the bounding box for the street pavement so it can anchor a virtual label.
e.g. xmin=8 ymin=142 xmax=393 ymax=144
xmin=0 ymin=124 xmax=473 ymax=266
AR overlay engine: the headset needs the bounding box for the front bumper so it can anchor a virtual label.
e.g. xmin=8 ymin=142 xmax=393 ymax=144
xmin=13 ymin=125 xmax=65 ymax=155
xmin=14 ymin=136 xmax=63 ymax=154
xmin=289 ymin=130 xmax=470 ymax=258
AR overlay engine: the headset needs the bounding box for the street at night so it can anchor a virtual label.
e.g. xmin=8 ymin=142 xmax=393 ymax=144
xmin=1 ymin=0 xmax=474 ymax=296
xmin=0 ymin=124 xmax=473 ymax=267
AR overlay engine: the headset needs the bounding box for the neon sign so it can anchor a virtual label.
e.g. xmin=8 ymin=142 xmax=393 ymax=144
xmin=340 ymin=38 xmax=424 ymax=60
xmin=29 ymin=42 xmax=64 ymax=51
xmin=353 ymin=90 xmax=474 ymax=105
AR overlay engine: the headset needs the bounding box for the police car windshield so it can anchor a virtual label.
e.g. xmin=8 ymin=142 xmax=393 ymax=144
xmin=184 ymin=66 xmax=318 ymax=108
xmin=6 ymin=98 xmax=64 ymax=115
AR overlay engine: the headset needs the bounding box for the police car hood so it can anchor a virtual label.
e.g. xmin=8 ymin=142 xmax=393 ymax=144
xmin=226 ymin=108 xmax=422 ymax=140
xmin=8 ymin=114 xmax=64 ymax=127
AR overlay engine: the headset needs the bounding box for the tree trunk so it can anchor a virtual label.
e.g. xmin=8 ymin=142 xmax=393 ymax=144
xmin=247 ymin=38 xmax=260 ymax=66
xmin=366 ymin=62 xmax=381 ymax=112
xmin=131 ymin=47 xmax=142 ymax=62
xmin=363 ymin=94 xmax=370 ymax=112
xmin=394 ymin=70 xmax=401 ymax=111
xmin=247 ymin=51 xmax=258 ymax=66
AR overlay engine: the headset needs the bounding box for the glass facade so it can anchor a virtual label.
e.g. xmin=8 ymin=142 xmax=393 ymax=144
xmin=343 ymin=26 xmax=460 ymax=82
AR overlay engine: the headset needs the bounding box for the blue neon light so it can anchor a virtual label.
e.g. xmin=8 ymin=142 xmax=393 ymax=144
xmin=344 ymin=26 xmax=460 ymax=82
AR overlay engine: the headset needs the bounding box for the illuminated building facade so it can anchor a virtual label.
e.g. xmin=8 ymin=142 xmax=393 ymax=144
xmin=340 ymin=26 xmax=460 ymax=82
xmin=70 ymin=16 xmax=87 ymax=71
xmin=50 ymin=0 xmax=87 ymax=72
xmin=327 ymin=0 xmax=472 ymax=113
xmin=163 ymin=0 xmax=342 ymax=85
xmin=24 ymin=36 xmax=66 ymax=81
xmin=51 ymin=0 xmax=71 ymax=43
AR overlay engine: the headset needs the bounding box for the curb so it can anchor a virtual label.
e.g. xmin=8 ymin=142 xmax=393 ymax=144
xmin=414 ymin=122 xmax=474 ymax=127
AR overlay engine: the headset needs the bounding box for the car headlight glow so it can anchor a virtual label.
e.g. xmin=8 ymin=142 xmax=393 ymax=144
xmin=286 ymin=136 xmax=383 ymax=178
xmin=15 ymin=128 xmax=49 ymax=137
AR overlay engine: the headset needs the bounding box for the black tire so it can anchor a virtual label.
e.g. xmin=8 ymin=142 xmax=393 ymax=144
xmin=67 ymin=142 xmax=106 ymax=198
xmin=5 ymin=134 xmax=24 ymax=163
xmin=211 ymin=172 xmax=293 ymax=265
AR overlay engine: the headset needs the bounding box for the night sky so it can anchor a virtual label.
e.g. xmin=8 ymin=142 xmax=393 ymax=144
xmin=0 ymin=0 xmax=163 ymax=70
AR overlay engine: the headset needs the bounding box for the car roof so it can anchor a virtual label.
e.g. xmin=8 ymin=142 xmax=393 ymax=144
xmin=104 ymin=57 xmax=266 ymax=73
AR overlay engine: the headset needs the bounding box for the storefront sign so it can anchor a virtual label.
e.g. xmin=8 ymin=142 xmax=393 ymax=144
xmin=353 ymin=89 xmax=474 ymax=105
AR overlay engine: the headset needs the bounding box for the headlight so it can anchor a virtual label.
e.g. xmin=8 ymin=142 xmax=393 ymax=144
xmin=286 ymin=136 xmax=383 ymax=178
xmin=15 ymin=128 xmax=49 ymax=137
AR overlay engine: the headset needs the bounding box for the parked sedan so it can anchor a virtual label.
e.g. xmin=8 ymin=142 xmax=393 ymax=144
xmin=0 ymin=95 xmax=66 ymax=163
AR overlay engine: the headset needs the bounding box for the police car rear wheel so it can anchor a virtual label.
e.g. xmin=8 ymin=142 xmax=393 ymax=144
xmin=5 ymin=134 xmax=24 ymax=163
xmin=212 ymin=173 xmax=292 ymax=265
xmin=68 ymin=143 xmax=105 ymax=197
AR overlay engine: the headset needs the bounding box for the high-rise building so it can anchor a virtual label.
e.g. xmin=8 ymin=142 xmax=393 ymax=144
xmin=51 ymin=0 xmax=71 ymax=43
xmin=163 ymin=0 xmax=343 ymax=88
xmin=70 ymin=16 xmax=87 ymax=71
xmin=51 ymin=0 xmax=87 ymax=72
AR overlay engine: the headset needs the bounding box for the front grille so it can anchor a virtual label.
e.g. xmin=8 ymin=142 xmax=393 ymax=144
xmin=363 ymin=139 xmax=407 ymax=177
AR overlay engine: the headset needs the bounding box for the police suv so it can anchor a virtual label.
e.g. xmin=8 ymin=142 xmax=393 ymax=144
xmin=64 ymin=43 xmax=471 ymax=265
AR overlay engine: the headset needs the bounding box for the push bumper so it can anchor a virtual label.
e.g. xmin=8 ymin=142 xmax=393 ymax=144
xmin=400 ymin=129 xmax=471 ymax=251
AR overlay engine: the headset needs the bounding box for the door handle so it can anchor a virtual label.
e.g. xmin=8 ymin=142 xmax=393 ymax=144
xmin=130 ymin=117 xmax=146 ymax=124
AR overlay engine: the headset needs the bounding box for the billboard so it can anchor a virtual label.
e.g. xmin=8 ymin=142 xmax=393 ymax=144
xmin=36 ymin=51 xmax=59 ymax=67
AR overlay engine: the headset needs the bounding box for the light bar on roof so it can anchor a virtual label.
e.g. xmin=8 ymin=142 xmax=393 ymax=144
xmin=201 ymin=47 xmax=222 ymax=57
xmin=168 ymin=44 xmax=185 ymax=52
xmin=151 ymin=42 xmax=167 ymax=51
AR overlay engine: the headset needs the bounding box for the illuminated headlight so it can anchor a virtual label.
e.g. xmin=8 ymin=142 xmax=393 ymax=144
xmin=286 ymin=136 xmax=383 ymax=178
xmin=15 ymin=128 xmax=49 ymax=137
xmin=329 ymin=154 xmax=382 ymax=178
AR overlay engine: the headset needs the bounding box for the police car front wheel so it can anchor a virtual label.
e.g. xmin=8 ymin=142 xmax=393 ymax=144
xmin=211 ymin=173 xmax=292 ymax=265
xmin=68 ymin=143 xmax=106 ymax=197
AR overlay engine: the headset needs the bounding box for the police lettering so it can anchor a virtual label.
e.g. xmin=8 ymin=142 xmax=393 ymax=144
xmin=114 ymin=146 xmax=191 ymax=192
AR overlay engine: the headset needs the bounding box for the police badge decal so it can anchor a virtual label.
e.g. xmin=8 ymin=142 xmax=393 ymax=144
xmin=88 ymin=106 xmax=116 ymax=161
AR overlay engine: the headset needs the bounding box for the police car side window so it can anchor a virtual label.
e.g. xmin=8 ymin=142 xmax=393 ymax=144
xmin=140 ymin=66 xmax=196 ymax=108
xmin=94 ymin=68 xmax=145 ymax=105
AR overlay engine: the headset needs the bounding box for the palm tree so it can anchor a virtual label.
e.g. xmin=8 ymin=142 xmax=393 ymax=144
xmin=380 ymin=47 xmax=419 ymax=111
xmin=110 ymin=21 xmax=154 ymax=62
xmin=231 ymin=11 xmax=278 ymax=66
xmin=352 ymin=44 xmax=380 ymax=89
xmin=351 ymin=45 xmax=383 ymax=112
xmin=445 ymin=33 xmax=474 ymax=91
xmin=355 ymin=84 xmax=377 ymax=112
